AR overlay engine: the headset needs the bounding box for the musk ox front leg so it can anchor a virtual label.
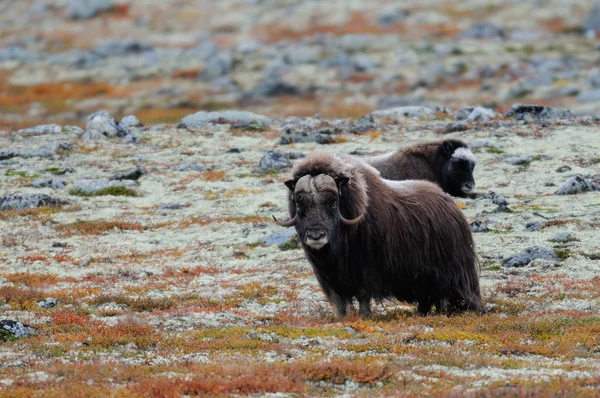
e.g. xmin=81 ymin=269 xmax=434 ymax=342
xmin=358 ymin=296 xmax=372 ymax=318
xmin=329 ymin=291 xmax=348 ymax=318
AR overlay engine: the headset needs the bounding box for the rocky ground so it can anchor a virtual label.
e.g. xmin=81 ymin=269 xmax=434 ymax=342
xmin=2 ymin=0 xmax=600 ymax=397
xmin=0 ymin=106 xmax=599 ymax=396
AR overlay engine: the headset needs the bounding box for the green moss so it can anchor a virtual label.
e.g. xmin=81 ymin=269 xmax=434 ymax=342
xmin=69 ymin=186 xmax=139 ymax=197
xmin=45 ymin=167 xmax=62 ymax=174
xmin=278 ymin=236 xmax=301 ymax=251
xmin=5 ymin=170 xmax=40 ymax=178
xmin=0 ymin=327 xmax=15 ymax=342
xmin=554 ymin=248 xmax=571 ymax=261
xmin=486 ymin=147 xmax=504 ymax=154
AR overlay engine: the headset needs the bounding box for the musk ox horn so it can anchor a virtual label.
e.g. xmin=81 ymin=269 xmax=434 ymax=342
xmin=272 ymin=214 xmax=297 ymax=227
xmin=338 ymin=208 xmax=363 ymax=225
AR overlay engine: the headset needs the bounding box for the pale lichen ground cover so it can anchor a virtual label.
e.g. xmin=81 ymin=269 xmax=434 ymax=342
xmin=1 ymin=118 xmax=600 ymax=396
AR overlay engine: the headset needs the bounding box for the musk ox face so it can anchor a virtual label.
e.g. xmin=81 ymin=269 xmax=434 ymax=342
xmin=274 ymin=174 xmax=363 ymax=251
xmin=443 ymin=144 xmax=476 ymax=196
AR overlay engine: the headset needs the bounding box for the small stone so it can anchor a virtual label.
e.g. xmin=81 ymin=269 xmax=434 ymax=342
xmin=52 ymin=242 xmax=69 ymax=248
xmin=438 ymin=122 xmax=469 ymax=134
xmin=555 ymin=176 xmax=593 ymax=195
xmin=555 ymin=166 xmax=571 ymax=173
xmin=36 ymin=298 xmax=58 ymax=309
xmin=110 ymin=166 xmax=146 ymax=181
xmin=119 ymin=115 xmax=143 ymax=128
xmin=503 ymin=246 xmax=558 ymax=268
xmin=159 ymin=203 xmax=184 ymax=210
xmin=32 ymin=178 xmax=65 ymax=189
xmin=278 ymin=117 xmax=343 ymax=145
xmin=68 ymin=0 xmax=114 ymax=19
xmin=0 ymin=194 xmax=64 ymax=210
xmin=81 ymin=111 xmax=130 ymax=141
xmin=259 ymin=228 xmax=297 ymax=247
xmin=172 ymin=163 xmax=212 ymax=172
xmin=0 ymin=320 xmax=35 ymax=339
xmin=177 ymin=110 xmax=273 ymax=129
xmin=470 ymin=220 xmax=490 ymax=233
xmin=254 ymin=151 xmax=292 ymax=173
xmin=505 ymin=104 xmax=573 ymax=120
xmin=16 ymin=124 xmax=62 ymax=135
xmin=94 ymin=39 xmax=152 ymax=57
xmin=77 ymin=259 xmax=91 ymax=267
xmin=371 ymin=106 xmax=450 ymax=119
xmin=529 ymin=259 xmax=559 ymax=269
xmin=583 ymin=2 xmax=600 ymax=33
xmin=504 ymin=156 xmax=532 ymax=166
xmin=199 ymin=53 xmax=234 ymax=81
xmin=461 ymin=22 xmax=505 ymax=39
xmin=350 ymin=114 xmax=378 ymax=134
xmin=525 ymin=222 xmax=544 ymax=232
xmin=377 ymin=9 xmax=409 ymax=27
xmin=551 ymin=231 xmax=575 ymax=242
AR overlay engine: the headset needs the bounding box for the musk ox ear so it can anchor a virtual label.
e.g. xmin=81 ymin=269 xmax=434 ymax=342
xmin=284 ymin=179 xmax=296 ymax=192
xmin=442 ymin=141 xmax=457 ymax=159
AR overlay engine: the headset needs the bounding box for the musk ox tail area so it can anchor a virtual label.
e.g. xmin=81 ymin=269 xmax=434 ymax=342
xmin=280 ymin=151 xmax=483 ymax=317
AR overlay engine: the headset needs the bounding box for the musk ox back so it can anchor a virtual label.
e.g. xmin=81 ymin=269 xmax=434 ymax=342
xmin=274 ymin=151 xmax=482 ymax=317
xmin=367 ymin=139 xmax=476 ymax=198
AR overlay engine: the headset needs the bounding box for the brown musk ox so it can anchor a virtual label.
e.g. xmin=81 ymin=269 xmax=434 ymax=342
xmin=366 ymin=139 xmax=477 ymax=198
xmin=273 ymin=152 xmax=482 ymax=318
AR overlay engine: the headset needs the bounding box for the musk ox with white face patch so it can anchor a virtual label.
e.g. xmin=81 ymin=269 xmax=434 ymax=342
xmin=274 ymin=152 xmax=482 ymax=318
xmin=367 ymin=139 xmax=477 ymax=198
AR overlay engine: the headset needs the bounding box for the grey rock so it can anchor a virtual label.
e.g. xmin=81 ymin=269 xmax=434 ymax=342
xmin=556 ymin=166 xmax=571 ymax=173
xmin=1 ymin=360 xmax=27 ymax=368
xmin=32 ymin=178 xmax=66 ymax=189
xmin=120 ymin=115 xmax=143 ymax=128
xmin=172 ymin=163 xmax=212 ymax=172
xmin=503 ymin=246 xmax=558 ymax=268
xmin=0 ymin=194 xmax=64 ymax=210
xmin=177 ymin=110 xmax=273 ymax=129
xmin=255 ymin=151 xmax=292 ymax=173
xmin=439 ymin=122 xmax=469 ymax=134
xmin=455 ymin=107 xmax=500 ymax=122
xmin=278 ymin=117 xmax=343 ymax=145
xmin=16 ymin=124 xmax=62 ymax=135
xmin=376 ymin=96 xmax=425 ymax=109
xmin=0 ymin=149 xmax=18 ymax=160
xmin=94 ymin=39 xmax=152 ymax=57
xmin=504 ymin=156 xmax=532 ymax=165
xmin=0 ymin=320 xmax=35 ymax=339
xmin=186 ymin=41 xmax=220 ymax=60
xmin=350 ymin=115 xmax=378 ymax=134
xmin=470 ymin=220 xmax=490 ymax=233
xmin=122 ymin=134 xmax=139 ymax=144
xmin=159 ymin=203 xmax=184 ymax=210
xmin=71 ymin=179 xmax=136 ymax=195
xmin=82 ymin=111 xmax=130 ymax=141
xmin=525 ymin=222 xmax=544 ymax=232
xmin=283 ymin=46 xmax=321 ymax=65
xmin=505 ymin=104 xmax=573 ymax=120
xmin=246 ymin=76 xmax=300 ymax=98
xmin=26 ymin=141 xmax=74 ymax=158
xmin=110 ymin=166 xmax=146 ymax=181
xmin=0 ymin=46 xmax=39 ymax=63
xmin=552 ymin=231 xmax=576 ymax=242
xmin=260 ymin=228 xmax=297 ymax=247
xmin=371 ymin=106 xmax=450 ymax=119
xmin=36 ymin=298 xmax=58 ymax=309
xmin=49 ymin=49 xmax=102 ymax=68
xmin=199 ymin=52 xmax=234 ymax=81
xmin=68 ymin=0 xmax=115 ymax=19
xmin=577 ymin=89 xmax=600 ymax=103
xmin=377 ymin=9 xmax=409 ymax=27
xmin=461 ymin=22 xmax=505 ymax=39
xmin=555 ymin=176 xmax=593 ymax=195
xmin=583 ymin=2 xmax=600 ymax=33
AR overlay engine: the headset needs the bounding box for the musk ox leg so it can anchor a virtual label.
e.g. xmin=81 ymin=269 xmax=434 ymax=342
xmin=329 ymin=292 xmax=348 ymax=318
xmin=417 ymin=299 xmax=433 ymax=316
xmin=358 ymin=297 xmax=372 ymax=318
xmin=435 ymin=298 xmax=450 ymax=315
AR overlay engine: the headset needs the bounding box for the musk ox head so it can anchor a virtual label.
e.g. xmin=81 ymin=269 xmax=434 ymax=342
xmin=441 ymin=141 xmax=476 ymax=197
xmin=273 ymin=154 xmax=368 ymax=251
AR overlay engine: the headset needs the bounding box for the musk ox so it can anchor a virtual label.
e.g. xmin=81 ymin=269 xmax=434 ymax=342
xmin=366 ymin=139 xmax=477 ymax=198
xmin=273 ymin=152 xmax=482 ymax=317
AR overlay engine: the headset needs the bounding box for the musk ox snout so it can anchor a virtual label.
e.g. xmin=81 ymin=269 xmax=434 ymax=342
xmin=461 ymin=181 xmax=476 ymax=192
xmin=305 ymin=228 xmax=328 ymax=250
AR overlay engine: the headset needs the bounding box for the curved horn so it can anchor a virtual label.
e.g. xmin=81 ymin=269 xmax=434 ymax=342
xmin=272 ymin=214 xmax=297 ymax=227
xmin=338 ymin=208 xmax=363 ymax=225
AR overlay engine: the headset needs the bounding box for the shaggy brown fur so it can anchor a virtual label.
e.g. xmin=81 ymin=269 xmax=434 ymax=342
xmin=367 ymin=139 xmax=476 ymax=198
xmin=280 ymin=151 xmax=482 ymax=317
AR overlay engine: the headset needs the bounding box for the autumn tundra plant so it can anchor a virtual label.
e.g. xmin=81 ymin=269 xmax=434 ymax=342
xmin=274 ymin=152 xmax=482 ymax=317
xmin=366 ymin=139 xmax=477 ymax=198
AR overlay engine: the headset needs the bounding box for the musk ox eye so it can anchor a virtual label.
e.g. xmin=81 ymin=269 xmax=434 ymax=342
xmin=331 ymin=201 xmax=337 ymax=209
